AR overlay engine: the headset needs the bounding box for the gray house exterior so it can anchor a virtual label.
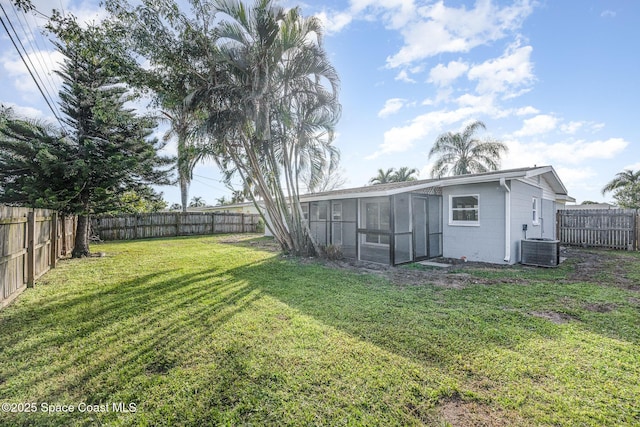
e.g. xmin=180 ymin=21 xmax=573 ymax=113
xmin=300 ymin=166 xmax=573 ymax=265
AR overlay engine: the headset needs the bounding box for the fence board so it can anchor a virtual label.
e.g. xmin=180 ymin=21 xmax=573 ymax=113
xmin=91 ymin=212 xmax=261 ymax=241
xmin=557 ymin=209 xmax=637 ymax=250
xmin=1 ymin=206 xmax=75 ymax=309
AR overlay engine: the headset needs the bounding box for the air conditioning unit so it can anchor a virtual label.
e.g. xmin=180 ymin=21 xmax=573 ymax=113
xmin=521 ymin=238 xmax=560 ymax=267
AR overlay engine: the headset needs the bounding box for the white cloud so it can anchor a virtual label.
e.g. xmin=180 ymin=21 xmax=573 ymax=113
xmin=394 ymin=69 xmax=416 ymax=83
xmin=386 ymin=0 xmax=534 ymax=68
xmin=378 ymin=98 xmax=406 ymax=117
xmin=601 ymin=10 xmax=616 ymax=18
xmin=560 ymin=121 xmax=583 ymax=134
xmin=623 ymin=162 xmax=640 ymax=171
xmin=0 ymin=102 xmax=48 ymax=121
xmin=316 ymin=10 xmax=353 ymax=34
xmin=513 ymin=114 xmax=558 ymax=137
xmin=366 ymin=107 xmax=478 ymax=159
xmin=504 ymin=137 xmax=629 ymax=168
xmin=467 ymin=42 xmax=534 ymax=97
xmin=2 ymin=49 xmax=65 ymax=97
xmin=428 ymin=60 xmax=469 ymax=86
xmin=514 ymin=106 xmax=539 ymax=116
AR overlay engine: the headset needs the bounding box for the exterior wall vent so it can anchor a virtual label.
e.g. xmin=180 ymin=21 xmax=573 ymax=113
xmin=521 ymin=238 xmax=560 ymax=267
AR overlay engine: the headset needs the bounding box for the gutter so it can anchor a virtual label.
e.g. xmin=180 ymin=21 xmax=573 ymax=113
xmin=500 ymin=177 xmax=511 ymax=263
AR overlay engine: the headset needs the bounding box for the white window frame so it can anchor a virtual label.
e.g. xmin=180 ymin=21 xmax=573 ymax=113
xmin=532 ymin=197 xmax=539 ymax=225
xmin=449 ymin=194 xmax=480 ymax=226
xmin=318 ymin=203 xmax=328 ymax=221
xmin=332 ymin=202 xmax=342 ymax=221
xmin=361 ymin=199 xmax=390 ymax=246
xmin=301 ymin=203 xmax=309 ymax=221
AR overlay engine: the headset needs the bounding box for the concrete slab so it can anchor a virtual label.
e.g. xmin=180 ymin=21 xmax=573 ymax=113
xmin=418 ymin=261 xmax=452 ymax=268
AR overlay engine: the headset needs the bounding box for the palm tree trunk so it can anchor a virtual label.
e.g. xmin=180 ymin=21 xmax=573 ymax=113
xmin=180 ymin=175 xmax=189 ymax=212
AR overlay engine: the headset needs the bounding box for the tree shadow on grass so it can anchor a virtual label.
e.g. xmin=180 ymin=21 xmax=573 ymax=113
xmin=0 ymin=265 xmax=264 ymax=426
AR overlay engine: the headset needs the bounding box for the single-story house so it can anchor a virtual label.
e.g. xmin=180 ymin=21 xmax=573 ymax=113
xmin=202 ymin=202 xmax=261 ymax=215
xmin=299 ymin=166 xmax=574 ymax=265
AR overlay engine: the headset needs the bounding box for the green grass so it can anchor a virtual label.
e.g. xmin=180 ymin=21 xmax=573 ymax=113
xmin=0 ymin=235 xmax=639 ymax=426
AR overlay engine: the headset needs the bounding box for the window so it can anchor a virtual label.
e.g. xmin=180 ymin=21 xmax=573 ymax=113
xmin=332 ymin=202 xmax=342 ymax=221
xmin=301 ymin=203 xmax=309 ymax=221
xmin=449 ymin=195 xmax=479 ymax=225
xmin=532 ymin=197 xmax=539 ymax=225
xmin=362 ymin=199 xmax=390 ymax=245
xmin=318 ymin=203 xmax=328 ymax=221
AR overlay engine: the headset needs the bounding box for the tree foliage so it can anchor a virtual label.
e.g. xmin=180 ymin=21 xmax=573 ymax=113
xmin=428 ymin=120 xmax=508 ymax=178
xmin=369 ymin=167 xmax=419 ymax=185
xmin=602 ymin=169 xmax=640 ymax=209
xmin=106 ymin=0 xmax=341 ymax=256
xmin=0 ymin=14 xmax=173 ymax=257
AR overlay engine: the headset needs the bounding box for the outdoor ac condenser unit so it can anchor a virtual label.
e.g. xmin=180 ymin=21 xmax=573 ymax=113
xmin=521 ymin=238 xmax=560 ymax=267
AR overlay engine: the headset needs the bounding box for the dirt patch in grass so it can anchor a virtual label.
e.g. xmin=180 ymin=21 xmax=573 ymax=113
xmin=566 ymin=248 xmax=637 ymax=288
xmin=529 ymin=311 xmax=576 ymax=324
xmin=437 ymin=395 xmax=528 ymax=427
xmin=583 ymin=302 xmax=618 ymax=313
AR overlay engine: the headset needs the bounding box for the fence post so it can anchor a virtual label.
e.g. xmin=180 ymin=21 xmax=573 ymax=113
xmin=26 ymin=211 xmax=36 ymax=288
xmin=241 ymin=213 xmax=245 ymax=233
xmin=635 ymin=211 xmax=639 ymax=251
xmin=50 ymin=212 xmax=58 ymax=269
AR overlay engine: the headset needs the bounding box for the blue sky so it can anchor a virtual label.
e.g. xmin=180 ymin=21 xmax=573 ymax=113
xmin=1 ymin=0 xmax=638 ymax=206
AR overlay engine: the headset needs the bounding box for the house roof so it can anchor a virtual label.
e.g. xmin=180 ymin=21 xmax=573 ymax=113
xmin=563 ymin=202 xmax=617 ymax=210
xmin=300 ymin=166 xmax=574 ymax=202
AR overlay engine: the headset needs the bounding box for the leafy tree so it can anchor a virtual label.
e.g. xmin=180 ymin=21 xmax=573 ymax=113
xmin=106 ymin=0 xmax=341 ymax=256
xmin=393 ymin=166 xmax=419 ymax=182
xmin=428 ymin=120 xmax=508 ymax=178
xmin=0 ymin=110 xmax=77 ymax=210
xmin=369 ymin=168 xmax=396 ymax=185
xmin=46 ymin=15 xmax=171 ymax=256
xmin=111 ymin=189 xmax=168 ymax=214
xmin=301 ymin=163 xmax=347 ymax=194
xmin=169 ymin=203 xmax=182 ymax=211
xmin=602 ymin=169 xmax=640 ymax=209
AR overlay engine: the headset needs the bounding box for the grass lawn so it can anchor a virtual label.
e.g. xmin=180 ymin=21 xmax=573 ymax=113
xmin=0 ymin=234 xmax=638 ymax=426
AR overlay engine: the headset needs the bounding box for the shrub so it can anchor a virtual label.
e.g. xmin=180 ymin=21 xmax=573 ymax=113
xmin=323 ymin=244 xmax=343 ymax=261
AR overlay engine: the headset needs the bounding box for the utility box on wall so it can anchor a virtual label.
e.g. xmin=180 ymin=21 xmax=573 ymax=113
xmin=521 ymin=238 xmax=560 ymax=267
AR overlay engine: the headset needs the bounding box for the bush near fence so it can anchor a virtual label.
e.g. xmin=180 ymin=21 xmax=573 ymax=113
xmin=557 ymin=208 xmax=639 ymax=251
xmin=0 ymin=206 xmax=75 ymax=309
xmin=91 ymin=211 xmax=262 ymax=241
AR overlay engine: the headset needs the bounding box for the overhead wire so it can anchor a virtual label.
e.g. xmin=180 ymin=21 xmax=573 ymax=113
xmin=9 ymin=2 xmax=64 ymax=125
xmin=0 ymin=2 xmax=67 ymax=132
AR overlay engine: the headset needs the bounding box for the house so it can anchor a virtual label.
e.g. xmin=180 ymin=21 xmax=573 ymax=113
xmin=299 ymin=166 xmax=574 ymax=265
xmin=202 ymin=201 xmax=261 ymax=215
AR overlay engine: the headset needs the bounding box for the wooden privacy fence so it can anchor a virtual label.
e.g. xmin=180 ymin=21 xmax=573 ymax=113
xmin=91 ymin=211 xmax=262 ymax=241
xmin=557 ymin=209 xmax=639 ymax=250
xmin=1 ymin=206 xmax=76 ymax=309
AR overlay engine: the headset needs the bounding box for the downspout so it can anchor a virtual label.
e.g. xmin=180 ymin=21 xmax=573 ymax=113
xmin=500 ymin=178 xmax=511 ymax=263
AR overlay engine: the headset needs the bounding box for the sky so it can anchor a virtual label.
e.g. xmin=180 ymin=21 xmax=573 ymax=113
xmin=1 ymin=0 xmax=639 ymax=206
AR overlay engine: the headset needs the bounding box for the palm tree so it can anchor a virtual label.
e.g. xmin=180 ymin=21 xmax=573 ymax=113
xmin=601 ymin=169 xmax=640 ymax=209
xmin=428 ymin=120 xmax=508 ymax=178
xmin=393 ymin=166 xmax=419 ymax=182
xmin=602 ymin=170 xmax=640 ymax=195
xmin=369 ymin=168 xmax=396 ymax=185
xmin=188 ymin=0 xmax=340 ymax=256
xmin=162 ymin=107 xmax=207 ymax=213
xmin=189 ymin=196 xmax=206 ymax=208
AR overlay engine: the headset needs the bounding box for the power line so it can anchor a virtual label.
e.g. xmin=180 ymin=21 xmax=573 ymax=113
xmin=0 ymin=3 xmax=67 ymax=132
xmin=9 ymin=2 xmax=64 ymax=123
